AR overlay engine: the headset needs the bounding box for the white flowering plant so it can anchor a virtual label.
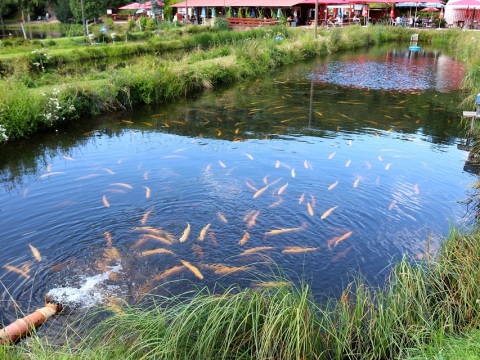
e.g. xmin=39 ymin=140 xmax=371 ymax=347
xmin=40 ymin=88 xmax=77 ymax=126
xmin=0 ymin=124 xmax=8 ymax=143
xmin=31 ymin=48 xmax=51 ymax=72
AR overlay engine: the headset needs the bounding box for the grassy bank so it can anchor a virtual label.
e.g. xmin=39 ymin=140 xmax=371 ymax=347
xmin=0 ymin=24 xmax=453 ymax=143
xmin=2 ymin=227 xmax=479 ymax=359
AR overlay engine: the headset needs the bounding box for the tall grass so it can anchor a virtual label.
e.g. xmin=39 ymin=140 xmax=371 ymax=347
xmin=6 ymin=227 xmax=480 ymax=359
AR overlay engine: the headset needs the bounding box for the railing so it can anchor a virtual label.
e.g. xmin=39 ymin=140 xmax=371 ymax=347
xmin=227 ymin=18 xmax=278 ymax=27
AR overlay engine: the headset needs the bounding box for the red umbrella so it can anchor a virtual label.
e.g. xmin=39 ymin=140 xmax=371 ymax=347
xmin=420 ymin=7 xmax=440 ymax=11
xmin=439 ymin=7 xmax=444 ymax=19
xmin=390 ymin=5 xmax=395 ymax=18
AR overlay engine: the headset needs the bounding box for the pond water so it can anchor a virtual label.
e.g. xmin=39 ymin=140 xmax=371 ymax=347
xmin=0 ymin=45 xmax=475 ymax=326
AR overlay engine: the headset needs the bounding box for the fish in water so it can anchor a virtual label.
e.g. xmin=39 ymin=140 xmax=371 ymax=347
xmin=152 ymin=265 xmax=186 ymax=282
xmin=243 ymin=153 xmax=254 ymax=160
xmin=239 ymin=231 xmax=250 ymax=246
xmin=102 ymin=168 xmax=115 ymax=175
xmin=307 ymin=202 xmax=314 ymax=216
xmin=263 ymin=175 xmax=269 ymax=185
xmin=104 ymin=231 xmax=113 ymax=246
xmin=282 ymin=246 xmax=318 ymax=254
xmin=278 ymin=183 xmax=288 ymax=195
xmin=198 ymin=223 xmax=211 ymax=241
xmin=218 ymin=160 xmax=227 ymax=168
xmin=414 ymin=184 xmax=419 ymax=194
xmin=28 ymin=244 xmax=42 ymax=261
xmin=298 ymin=193 xmax=305 ymax=204
xmin=247 ymin=211 xmax=261 ymax=228
xmin=345 ymin=159 xmax=351 ymax=167
xmin=102 ymin=195 xmax=110 ymax=208
xmin=310 ymin=194 xmax=316 ymax=207
xmin=179 ymin=223 xmax=191 ymax=243
xmin=144 ymin=186 xmax=151 ymax=199
xmin=144 ymin=234 xmax=173 ymax=246
xmin=328 ymin=152 xmax=336 ymax=160
xmin=291 ymin=168 xmax=296 ymax=178
xmin=353 ymin=177 xmax=360 ymax=188
xmin=141 ymin=208 xmax=153 ymax=225
xmin=110 ymin=183 xmax=133 ymax=189
xmin=240 ymin=246 xmax=275 ymax=256
xmin=264 ymin=223 xmax=307 ymax=238
xmin=253 ymin=185 xmax=269 ymax=199
xmin=245 ymin=181 xmax=259 ymax=192
xmin=328 ymin=180 xmax=339 ymax=191
xmin=321 ymin=206 xmax=337 ymax=220
xmin=202 ymin=264 xmax=252 ymax=275
xmin=268 ymin=197 xmax=283 ymax=208
xmin=243 ymin=210 xmax=257 ymax=222
xmin=191 ymin=244 xmax=204 ymax=260
xmin=304 ymin=160 xmax=313 ymax=170
xmin=388 ymin=200 xmax=397 ymax=211
xmin=327 ymin=231 xmax=353 ymax=249
xmin=385 ymin=163 xmax=392 ymax=171
xmin=141 ymin=248 xmax=175 ymax=257
xmin=3 ymin=265 xmax=30 ymax=279
xmin=180 ymin=260 xmax=204 ymax=280
xmin=275 ymin=160 xmax=281 ymax=168
xmin=217 ymin=212 xmax=228 ymax=223
xmin=63 ymin=155 xmax=76 ymax=161
xmin=39 ymin=172 xmax=65 ymax=179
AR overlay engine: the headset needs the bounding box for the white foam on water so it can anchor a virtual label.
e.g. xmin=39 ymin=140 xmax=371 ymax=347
xmin=47 ymin=263 xmax=123 ymax=309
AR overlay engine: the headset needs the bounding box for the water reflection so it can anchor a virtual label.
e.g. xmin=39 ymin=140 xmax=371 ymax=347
xmin=0 ymin=47 xmax=474 ymax=325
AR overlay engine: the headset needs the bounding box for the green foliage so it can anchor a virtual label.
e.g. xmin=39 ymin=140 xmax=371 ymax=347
xmin=69 ymin=0 xmax=105 ymax=22
xmin=53 ymin=0 xmax=73 ymax=23
xmin=214 ymin=16 xmax=229 ymax=31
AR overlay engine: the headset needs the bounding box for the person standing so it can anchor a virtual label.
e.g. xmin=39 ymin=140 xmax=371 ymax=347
xmin=45 ymin=12 xmax=49 ymax=22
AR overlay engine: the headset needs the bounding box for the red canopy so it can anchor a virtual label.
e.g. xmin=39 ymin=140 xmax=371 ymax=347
xmin=119 ymin=1 xmax=164 ymax=10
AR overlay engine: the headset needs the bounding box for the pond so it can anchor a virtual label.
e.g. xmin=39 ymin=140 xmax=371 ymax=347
xmin=0 ymin=45 xmax=474 ymax=326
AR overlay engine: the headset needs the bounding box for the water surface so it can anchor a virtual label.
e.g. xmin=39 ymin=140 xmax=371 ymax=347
xmin=0 ymin=45 xmax=474 ymax=326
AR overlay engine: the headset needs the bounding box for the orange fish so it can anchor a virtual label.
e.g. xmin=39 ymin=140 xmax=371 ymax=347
xmin=321 ymin=206 xmax=337 ymax=220
xmin=3 ymin=265 xmax=30 ymax=279
xmin=239 ymin=231 xmax=250 ymax=246
xmin=198 ymin=223 xmax=211 ymax=241
xmin=141 ymin=248 xmax=175 ymax=256
xmin=240 ymin=246 xmax=275 ymax=256
xmin=268 ymin=197 xmax=283 ymax=208
xmin=144 ymin=186 xmax=151 ymax=199
xmin=247 ymin=211 xmax=260 ymax=228
xmin=110 ymin=183 xmax=133 ymax=189
xmin=102 ymin=195 xmax=110 ymax=208
xmin=141 ymin=208 xmax=153 ymax=225
xmin=102 ymin=168 xmax=115 ymax=175
xmin=328 ymin=180 xmax=338 ymax=191
xmin=275 ymin=160 xmax=281 ymax=168
xmin=353 ymin=177 xmax=360 ymax=188
xmin=307 ymin=202 xmax=314 ymax=216
xmin=179 ymin=223 xmax=191 ymax=243
xmin=180 ymin=260 xmax=204 ymax=280
xmin=345 ymin=159 xmax=351 ymax=167
xmin=278 ymin=183 xmax=288 ymax=195
xmin=202 ymin=264 xmax=252 ymax=274
xmin=298 ymin=193 xmax=305 ymax=204
xmin=245 ymin=181 xmax=259 ymax=192
xmin=191 ymin=244 xmax=204 ymax=260
xmin=414 ymin=184 xmax=419 ymax=194
xmin=217 ymin=212 xmax=228 ymax=223
xmin=328 ymin=152 xmax=336 ymax=160
xmin=218 ymin=160 xmax=227 ymax=168
xmin=388 ymin=200 xmax=397 ymax=211
xmin=243 ymin=210 xmax=257 ymax=222
xmin=291 ymin=168 xmax=296 ymax=178
xmin=328 ymin=231 xmax=353 ymax=249
xmin=144 ymin=234 xmax=173 ymax=245
xmin=282 ymin=246 xmax=318 ymax=254
xmin=264 ymin=223 xmax=307 ymax=237
xmin=385 ymin=163 xmax=392 ymax=171
xmin=152 ymin=265 xmax=185 ymax=282
xmin=28 ymin=244 xmax=42 ymax=261
xmin=104 ymin=231 xmax=113 ymax=246
xmin=243 ymin=153 xmax=254 ymax=160
xmin=253 ymin=185 xmax=269 ymax=199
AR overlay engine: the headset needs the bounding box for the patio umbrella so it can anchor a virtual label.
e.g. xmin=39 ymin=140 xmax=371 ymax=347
xmin=438 ymin=6 xmax=444 ymax=27
xmin=201 ymin=7 xmax=206 ymax=18
xmin=390 ymin=5 xmax=395 ymax=19
xmin=212 ymin=8 xmax=216 ymax=17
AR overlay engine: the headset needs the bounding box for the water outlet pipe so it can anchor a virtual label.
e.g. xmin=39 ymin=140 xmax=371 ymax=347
xmin=0 ymin=299 xmax=62 ymax=344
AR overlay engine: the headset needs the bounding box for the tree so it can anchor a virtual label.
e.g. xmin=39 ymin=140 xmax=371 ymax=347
xmin=53 ymin=0 xmax=73 ymax=23
xmin=0 ymin=0 xmax=16 ymax=26
xmin=69 ymin=0 xmax=105 ymax=22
